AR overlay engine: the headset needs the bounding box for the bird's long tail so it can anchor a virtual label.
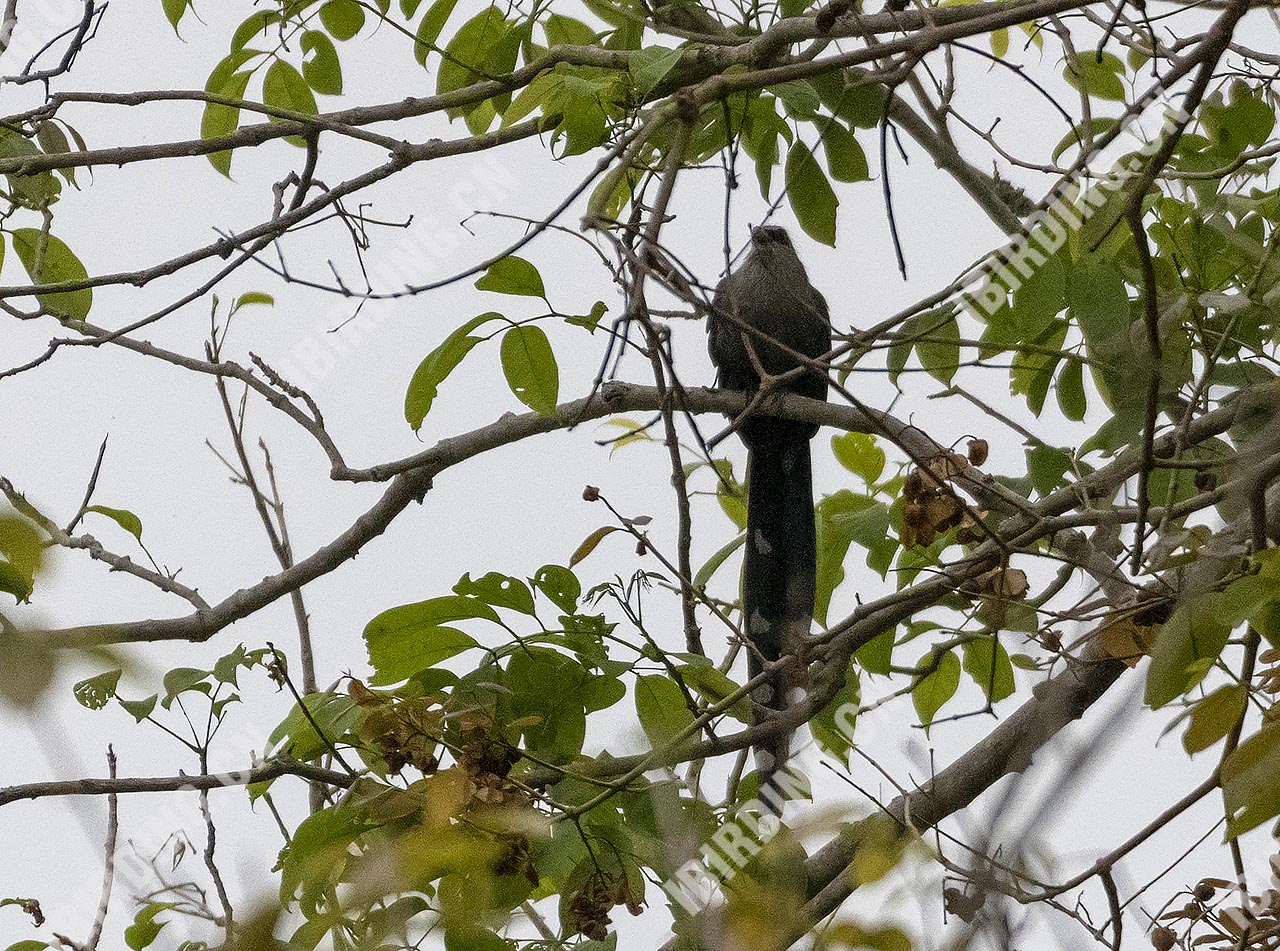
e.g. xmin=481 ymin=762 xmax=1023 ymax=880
xmin=742 ymin=420 xmax=816 ymax=806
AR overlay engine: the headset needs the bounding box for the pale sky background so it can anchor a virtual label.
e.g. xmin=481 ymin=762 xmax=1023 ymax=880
xmin=0 ymin=1 xmax=1276 ymax=949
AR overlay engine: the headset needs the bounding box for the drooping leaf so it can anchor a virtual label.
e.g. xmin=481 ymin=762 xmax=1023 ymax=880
xmin=820 ymin=121 xmax=869 ymax=183
xmin=161 ymin=0 xmax=189 ymax=34
xmin=404 ymin=312 xmax=503 ymax=430
xmin=414 ymin=0 xmax=460 ymax=65
xmin=785 ymin=141 xmax=838 ymax=246
xmin=0 ymin=516 xmax=43 ymax=603
xmin=569 ymin=526 xmax=622 ymax=567
xmin=960 ymin=637 xmax=1015 ymax=704
xmin=1055 ymin=357 xmax=1087 ymax=421
xmin=1183 ymin=684 xmax=1247 ymax=755
xmin=501 ymin=325 xmax=559 ymax=416
xmin=11 ymin=229 xmax=92 ymax=320
xmin=320 ymin=0 xmax=365 ymax=40
xmin=1222 ymin=724 xmax=1280 ymax=838
xmin=262 ymin=60 xmax=319 ymax=146
xmin=912 ymin=649 xmax=960 ymax=727
xmin=635 ymin=674 xmax=696 ymax=746
xmin=1145 ymin=592 xmax=1233 ymax=708
xmin=202 ymin=51 xmax=256 ymax=176
xmin=301 ymin=31 xmax=343 ymax=96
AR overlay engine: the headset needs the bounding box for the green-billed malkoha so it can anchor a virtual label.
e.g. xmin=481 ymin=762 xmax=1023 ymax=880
xmin=707 ymin=225 xmax=831 ymax=798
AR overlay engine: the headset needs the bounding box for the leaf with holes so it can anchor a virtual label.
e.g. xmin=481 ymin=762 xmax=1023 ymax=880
xmin=501 ymin=325 xmax=559 ymax=416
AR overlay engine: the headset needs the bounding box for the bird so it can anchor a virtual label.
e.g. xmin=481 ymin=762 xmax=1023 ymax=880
xmin=707 ymin=224 xmax=831 ymax=803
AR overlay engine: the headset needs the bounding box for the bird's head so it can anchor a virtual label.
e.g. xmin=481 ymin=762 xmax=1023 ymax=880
xmin=750 ymin=225 xmax=793 ymax=250
xmin=747 ymin=224 xmax=804 ymax=273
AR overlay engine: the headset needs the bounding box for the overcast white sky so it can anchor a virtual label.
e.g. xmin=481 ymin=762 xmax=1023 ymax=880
xmin=1 ymin=2 xmax=1276 ymax=948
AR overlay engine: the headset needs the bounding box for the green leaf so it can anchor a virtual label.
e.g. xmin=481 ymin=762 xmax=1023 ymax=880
xmin=232 ymin=11 xmax=278 ymax=50
xmin=825 ymin=923 xmax=911 ymax=951
xmin=1223 ymin=724 xmax=1280 ymax=838
xmin=161 ymin=667 xmax=210 ymax=708
xmin=912 ymin=309 xmax=961 ymax=385
xmin=856 ymin=628 xmax=894 ymax=675
xmin=820 ymin=121 xmax=869 ymax=183
xmin=301 ymin=30 xmax=343 ymax=96
xmin=1026 ymin=444 xmax=1073 ymax=497
xmin=436 ymin=6 xmax=516 ymax=109
xmin=566 ymin=300 xmax=608 ymax=332
xmin=815 ymin=492 xmax=890 ymax=625
xmin=741 ymin=95 xmax=790 ymax=199
xmin=912 ymin=649 xmax=960 ymax=727
xmin=501 ymin=325 xmax=559 ymax=415
xmin=453 ymin=571 xmax=535 ymax=615
xmin=11 ymin=229 xmax=91 ymax=320
xmin=810 ymin=666 xmax=860 ymax=763
xmin=785 ymin=141 xmax=838 ymax=246
xmin=1055 ymin=357 xmax=1087 ymax=421
xmin=4 ymin=941 xmax=50 ymax=951
xmin=1145 ymin=593 xmax=1232 ymax=708
xmin=364 ymin=596 xmax=494 ymax=684
xmin=1063 ymin=51 xmax=1127 ymax=102
xmin=990 ymin=27 xmax=1009 ymax=58
xmin=118 ymin=694 xmax=157 ymax=722
xmin=414 ymin=0 xmax=460 ymax=66
xmin=233 ymin=291 xmax=274 ymax=310
xmin=320 ymin=0 xmax=365 ymax=40
xmin=1183 ymin=684 xmax=1247 ymax=755
xmin=475 ymin=255 xmax=546 ymax=297
xmin=831 ymin=432 xmax=884 ymax=483
xmin=0 ymin=516 xmax=43 ymax=604
xmin=635 ymin=674 xmax=695 ymax=746
xmin=630 ymin=45 xmax=682 ymax=98
xmin=84 ymin=505 xmax=143 ymax=541
xmin=506 ymin=647 xmax=587 ymax=759
xmin=582 ymin=674 xmax=626 ymax=712
xmin=125 ymin=902 xmax=175 ymax=950
xmin=161 ymin=0 xmax=189 ymax=34
xmin=202 ymin=52 xmax=256 ymax=177
xmin=544 ymin=13 xmax=597 ymax=45
xmin=960 ymin=638 xmax=1015 ymax=704
xmin=533 ymin=564 xmax=580 ymax=613
xmin=771 ymin=81 xmax=820 ymax=119
xmin=1052 ymin=118 xmax=1120 ymax=162
xmin=262 ymin=60 xmax=319 ymax=145
xmin=694 ymin=533 xmax=744 ymax=589
xmin=213 ymin=644 xmax=251 ymax=684
xmin=265 ymin=692 xmax=357 ymax=760
xmin=35 ymin=120 xmax=76 ymax=186
xmin=678 ymin=662 xmax=750 ymax=723
xmin=404 ymin=312 xmax=503 ymax=430
xmin=73 ymin=669 xmax=122 ymax=710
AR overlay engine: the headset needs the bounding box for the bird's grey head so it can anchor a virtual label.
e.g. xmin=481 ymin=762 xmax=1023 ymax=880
xmin=750 ymin=225 xmax=793 ymax=250
xmin=746 ymin=224 xmax=805 ymax=275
